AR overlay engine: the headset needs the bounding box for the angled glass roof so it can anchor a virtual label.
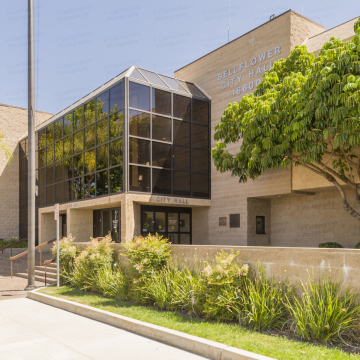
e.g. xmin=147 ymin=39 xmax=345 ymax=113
xmin=129 ymin=66 xmax=207 ymax=99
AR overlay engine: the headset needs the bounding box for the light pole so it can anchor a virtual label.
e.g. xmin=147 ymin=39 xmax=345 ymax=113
xmin=25 ymin=0 xmax=36 ymax=291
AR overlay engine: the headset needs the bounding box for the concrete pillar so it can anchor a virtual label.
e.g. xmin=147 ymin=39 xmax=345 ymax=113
xmin=68 ymin=208 xmax=93 ymax=242
xmin=120 ymin=195 xmax=141 ymax=243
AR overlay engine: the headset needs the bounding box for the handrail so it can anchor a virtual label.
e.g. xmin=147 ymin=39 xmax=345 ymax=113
xmin=0 ymin=238 xmax=28 ymax=255
xmin=10 ymin=238 xmax=56 ymax=278
xmin=44 ymin=258 xmax=54 ymax=286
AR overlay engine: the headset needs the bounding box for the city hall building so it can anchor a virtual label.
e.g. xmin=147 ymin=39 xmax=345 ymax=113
xmin=1 ymin=10 xmax=359 ymax=248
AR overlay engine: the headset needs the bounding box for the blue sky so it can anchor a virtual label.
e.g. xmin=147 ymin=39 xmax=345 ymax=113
xmin=0 ymin=0 xmax=358 ymax=115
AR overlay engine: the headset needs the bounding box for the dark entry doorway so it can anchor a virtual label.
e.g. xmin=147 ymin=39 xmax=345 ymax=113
xmin=93 ymin=208 xmax=121 ymax=243
xmin=60 ymin=214 xmax=67 ymax=238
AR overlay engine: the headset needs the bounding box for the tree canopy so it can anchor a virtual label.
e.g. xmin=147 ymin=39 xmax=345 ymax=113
xmin=212 ymin=18 xmax=360 ymax=221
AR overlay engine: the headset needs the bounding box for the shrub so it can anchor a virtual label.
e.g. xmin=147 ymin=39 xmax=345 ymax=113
xmin=144 ymin=260 xmax=205 ymax=315
xmin=287 ymin=274 xmax=360 ymax=343
xmin=69 ymin=234 xmax=114 ymax=290
xmin=201 ymin=251 xmax=249 ymax=321
xmin=355 ymin=242 xmax=360 ymax=249
xmin=237 ymin=266 xmax=294 ymax=331
xmin=2 ymin=236 xmax=27 ymax=248
xmin=319 ymin=242 xmax=343 ymax=248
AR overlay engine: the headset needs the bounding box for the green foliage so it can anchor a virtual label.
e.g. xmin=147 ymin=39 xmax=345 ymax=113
xmin=287 ymin=274 xmax=360 ymax=343
xmin=1 ymin=236 xmax=27 ymax=248
xmin=121 ymin=234 xmax=171 ymax=280
xmin=201 ymin=251 xmax=249 ymax=321
xmin=355 ymin=242 xmax=360 ymax=249
xmin=319 ymin=242 xmax=344 ymax=248
xmin=212 ymin=18 xmax=360 ymax=220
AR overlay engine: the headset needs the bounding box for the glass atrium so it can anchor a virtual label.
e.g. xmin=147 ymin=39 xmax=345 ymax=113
xmin=19 ymin=66 xmax=211 ymax=239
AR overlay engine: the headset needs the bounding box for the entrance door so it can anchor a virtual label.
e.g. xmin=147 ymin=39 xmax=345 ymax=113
xmin=93 ymin=208 xmax=121 ymax=243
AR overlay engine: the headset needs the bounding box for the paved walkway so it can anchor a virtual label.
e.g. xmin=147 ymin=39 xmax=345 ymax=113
xmin=0 ymin=275 xmax=44 ymax=300
xmin=0 ymin=298 xmax=210 ymax=360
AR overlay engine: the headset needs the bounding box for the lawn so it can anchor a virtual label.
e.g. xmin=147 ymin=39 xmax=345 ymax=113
xmin=38 ymin=286 xmax=360 ymax=360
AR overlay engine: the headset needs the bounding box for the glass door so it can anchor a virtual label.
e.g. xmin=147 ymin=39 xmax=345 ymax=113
xmin=93 ymin=208 xmax=121 ymax=242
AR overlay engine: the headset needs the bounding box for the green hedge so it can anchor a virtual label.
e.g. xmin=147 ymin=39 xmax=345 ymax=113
xmin=319 ymin=242 xmax=343 ymax=248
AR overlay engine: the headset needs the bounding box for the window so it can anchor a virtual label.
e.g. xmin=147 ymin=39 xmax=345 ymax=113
xmin=152 ymin=115 xmax=171 ymax=142
xmin=129 ymin=110 xmax=150 ymax=138
xmin=84 ymin=99 xmax=95 ymax=126
xmin=46 ymin=124 xmax=54 ymax=145
xmin=152 ymin=88 xmax=171 ymax=116
xmin=54 ymin=118 xmax=63 ymax=141
xmin=192 ymin=99 xmax=209 ymax=125
xmin=96 ymin=117 xmax=108 ymax=145
xmin=152 ymin=169 xmax=171 ymax=194
xmin=110 ymin=82 xmax=123 ymax=113
xmin=110 ymin=166 xmax=123 ymax=193
xmin=129 ymin=82 xmax=150 ymax=111
xmin=73 ymin=107 xmax=83 ymax=131
xmin=64 ymin=114 xmax=73 ymax=136
xmin=173 ymin=146 xmax=190 ymax=171
xmin=129 ymin=166 xmax=150 ymax=192
xmin=96 ymin=170 xmax=108 ymax=196
xmin=96 ymin=92 xmax=109 ymax=120
xmin=152 ymin=142 xmax=171 ymax=168
xmin=129 ymin=138 xmax=150 ymax=165
xmin=173 ymin=94 xmax=191 ymax=120
xmin=256 ymin=216 xmax=266 ymax=234
xmin=173 ymin=171 xmax=190 ymax=196
xmin=109 ymin=111 xmax=123 ymax=139
xmin=173 ymin=120 xmax=190 ymax=146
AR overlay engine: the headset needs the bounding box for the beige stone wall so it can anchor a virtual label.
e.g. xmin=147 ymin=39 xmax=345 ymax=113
xmin=270 ymin=188 xmax=360 ymax=248
xmin=247 ymin=198 xmax=271 ymax=246
xmin=169 ymin=245 xmax=360 ymax=293
xmin=0 ymin=104 xmax=52 ymax=239
xmin=68 ymin=209 xmax=93 ymax=243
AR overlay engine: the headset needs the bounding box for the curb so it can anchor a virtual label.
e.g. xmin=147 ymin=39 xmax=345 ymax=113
xmin=27 ymin=291 xmax=276 ymax=360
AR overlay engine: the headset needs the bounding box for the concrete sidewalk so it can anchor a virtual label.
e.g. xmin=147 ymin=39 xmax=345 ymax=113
xmin=0 ymin=298 xmax=210 ymax=360
xmin=0 ymin=275 xmax=44 ymax=300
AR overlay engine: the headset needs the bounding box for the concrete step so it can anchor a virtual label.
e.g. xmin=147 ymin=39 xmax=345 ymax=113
xmin=35 ymin=265 xmax=57 ymax=274
xmin=15 ymin=272 xmax=56 ymax=284
xmin=34 ymin=270 xmax=56 ymax=279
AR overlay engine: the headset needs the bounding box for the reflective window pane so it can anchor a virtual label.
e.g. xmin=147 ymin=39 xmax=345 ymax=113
xmin=96 ymin=117 xmax=108 ymax=145
xmin=140 ymin=69 xmax=167 ymax=87
xmin=168 ymin=212 xmax=179 ymax=232
xmin=173 ymin=171 xmax=191 ymax=196
xmin=110 ymin=139 xmax=123 ymax=167
xmin=129 ymin=166 xmax=150 ymax=192
xmin=38 ymin=128 xmax=46 ymax=148
xmin=193 ymin=173 xmax=209 ymax=197
xmin=169 ymin=234 xmax=179 ymax=244
xmin=110 ymin=82 xmax=123 ymax=113
xmin=192 ymin=124 xmax=209 ymax=149
xmin=110 ymin=166 xmax=123 ymax=193
xmin=64 ymin=180 xmax=72 ymax=202
xmin=186 ymin=82 xmax=205 ymax=98
xmin=46 ymin=185 xmax=54 ymax=206
xmin=47 ymin=165 xmax=54 ymax=185
xmin=193 ymin=149 xmax=209 ymax=174
xmin=85 ymin=124 xmax=95 ymax=150
xmin=110 ymin=111 xmax=123 ymax=140
xmin=152 ymin=169 xmax=171 ymax=194
xmin=64 ymin=114 xmax=73 ymax=136
xmin=129 ymin=138 xmax=150 ymax=165
xmin=54 ymin=161 xmax=63 ymax=183
xmin=47 ymin=144 xmax=54 ymax=165
xmin=173 ymin=94 xmax=191 ymax=120
xmin=152 ymin=115 xmax=171 ymax=142
xmin=54 ymin=140 xmax=63 ymax=162
xmin=84 ymin=174 xmax=95 ymax=198
xmin=180 ymin=213 xmax=190 ymax=232
xmin=46 ymin=124 xmax=54 ymax=145
xmin=63 ymin=135 xmax=73 ymax=158
xmin=73 ymin=106 xmax=83 ymax=131
xmin=55 ymin=182 xmax=63 ymax=204
xmin=173 ymin=120 xmax=190 ymax=146
xmin=73 ymin=130 xmax=84 ymax=155
xmin=84 ymin=150 xmax=95 ymax=175
xmin=39 ymin=167 xmax=46 ymax=187
xmin=64 ymin=157 xmax=73 ymax=180
xmin=152 ymin=88 xmax=171 ymax=116
xmin=96 ymin=170 xmax=108 ymax=196
xmin=155 ymin=212 xmax=166 ymax=232
xmin=73 ymin=154 xmax=84 ymax=177
xmin=152 ymin=142 xmax=171 ymax=168
xmin=39 ymin=148 xmax=46 ymax=168
xmin=39 ymin=187 xmax=46 ymax=207
xmin=130 ymin=68 xmax=147 ymax=81
xmin=192 ymin=99 xmax=209 ymax=125
xmin=96 ymin=91 xmax=109 ymax=120
xmin=159 ymin=75 xmax=184 ymax=91
xmin=73 ymin=177 xmax=84 ymax=200
xmin=129 ymin=110 xmax=150 ymax=138
xmin=84 ymin=99 xmax=95 ymax=126
xmin=173 ymin=146 xmax=190 ymax=171
xmin=54 ymin=118 xmax=63 ymax=141
xmin=129 ymin=82 xmax=150 ymax=111
xmin=96 ymin=144 xmax=108 ymax=170
xmin=142 ymin=211 xmax=154 ymax=233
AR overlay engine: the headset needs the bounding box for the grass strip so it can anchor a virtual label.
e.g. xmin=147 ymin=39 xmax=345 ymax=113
xmin=38 ymin=286 xmax=360 ymax=360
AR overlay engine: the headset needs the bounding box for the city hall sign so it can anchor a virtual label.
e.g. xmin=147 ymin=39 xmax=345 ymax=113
xmin=217 ymin=45 xmax=281 ymax=96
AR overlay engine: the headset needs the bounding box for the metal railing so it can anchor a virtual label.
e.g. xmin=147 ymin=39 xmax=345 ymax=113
xmin=0 ymin=238 xmax=28 ymax=255
xmin=9 ymin=238 xmax=56 ymax=278
xmin=44 ymin=258 xmax=54 ymax=286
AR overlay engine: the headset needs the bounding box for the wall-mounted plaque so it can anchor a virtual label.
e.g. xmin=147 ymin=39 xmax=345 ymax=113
xmin=230 ymin=214 xmax=240 ymax=228
xmin=219 ymin=217 xmax=227 ymax=226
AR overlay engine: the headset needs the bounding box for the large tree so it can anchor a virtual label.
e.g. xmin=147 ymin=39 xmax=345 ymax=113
xmin=212 ymin=18 xmax=360 ymax=221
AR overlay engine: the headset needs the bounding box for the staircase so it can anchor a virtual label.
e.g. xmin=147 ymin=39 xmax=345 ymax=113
xmin=0 ymin=250 xmax=57 ymax=285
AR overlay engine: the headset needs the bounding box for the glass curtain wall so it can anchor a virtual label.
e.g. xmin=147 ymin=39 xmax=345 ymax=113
xmin=128 ymin=78 xmax=210 ymax=198
xmin=37 ymin=81 xmax=124 ymax=207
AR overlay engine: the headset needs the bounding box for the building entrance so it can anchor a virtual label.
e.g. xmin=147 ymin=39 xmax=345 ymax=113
xmin=93 ymin=208 xmax=121 ymax=243
xmin=141 ymin=205 xmax=191 ymax=244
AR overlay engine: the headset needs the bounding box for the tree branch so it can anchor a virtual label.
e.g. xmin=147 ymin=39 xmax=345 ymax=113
xmin=318 ymin=161 xmax=356 ymax=189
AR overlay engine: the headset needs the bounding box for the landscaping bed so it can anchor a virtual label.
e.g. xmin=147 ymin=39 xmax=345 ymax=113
xmin=39 ymin=286 xmax=360 ymax=360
